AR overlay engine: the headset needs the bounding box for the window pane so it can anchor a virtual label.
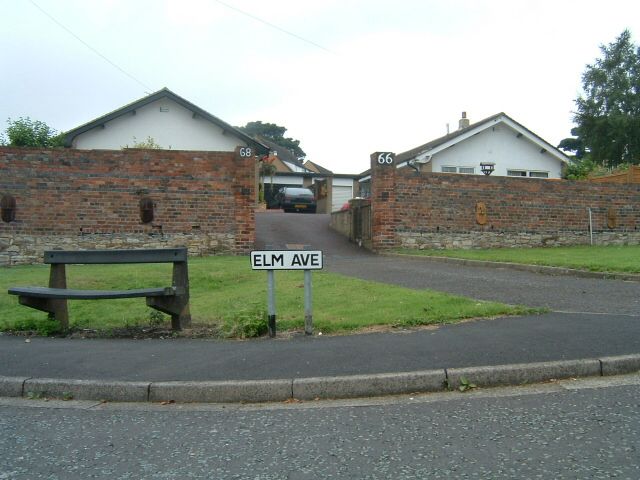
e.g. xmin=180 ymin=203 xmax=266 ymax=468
xmin=507 ymin=170 xmax=527 ymax=176
xmin=442 ymin=166 xmax=457 ymax=173
xmin=529 ymin=171 xmax=549 ymax=178
xmin=459 ymin=167 xmax=475 ymax=174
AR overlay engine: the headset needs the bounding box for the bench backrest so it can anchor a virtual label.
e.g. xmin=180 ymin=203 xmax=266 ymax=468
xmin=44 ymin=248 xmax=188 ymax=265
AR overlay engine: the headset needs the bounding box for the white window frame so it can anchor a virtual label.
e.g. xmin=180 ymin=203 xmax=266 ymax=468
xmin=507 ymin=169 xmax=549 ymax=178
xmin=441 ymin=166 xmax=475 ymax=174
xmin=528 ymin=171 xmax=549 ymax=178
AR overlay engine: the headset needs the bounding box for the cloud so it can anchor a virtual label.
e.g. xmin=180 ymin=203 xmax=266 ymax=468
xmin=3 ymin=0 xmax=640 ymax=174
xmin=163 ymin=0 xmax=231 ymax=27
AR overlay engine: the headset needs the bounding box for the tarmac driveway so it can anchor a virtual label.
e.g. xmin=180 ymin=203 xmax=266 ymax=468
xmin=256 ymin=212 xmax=640 ymax=316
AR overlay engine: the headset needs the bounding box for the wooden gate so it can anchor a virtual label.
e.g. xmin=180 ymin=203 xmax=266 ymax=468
xmin=351 ymin=199 xmax=372 ymax=249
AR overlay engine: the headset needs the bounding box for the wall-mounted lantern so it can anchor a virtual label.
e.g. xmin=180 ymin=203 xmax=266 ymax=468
xmin=1 ymin=194 xmax=16 ymax=223
xmin=139 ymin=197 xmax=154 ymax=223
xmin=480 ymin=162 xmax=495 ymax=176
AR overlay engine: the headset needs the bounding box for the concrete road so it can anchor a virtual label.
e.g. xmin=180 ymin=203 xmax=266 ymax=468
xmin=256 ymin=212 xmax=640 ymax=315
xmin=2 ymin=374 xmax=639 ymax=479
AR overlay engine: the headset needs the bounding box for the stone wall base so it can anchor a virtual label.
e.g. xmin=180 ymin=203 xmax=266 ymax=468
xmin=0 ymin=233 xmax=239 ymax=266
xmin=398 ymin=231 xmax=640 ymax=250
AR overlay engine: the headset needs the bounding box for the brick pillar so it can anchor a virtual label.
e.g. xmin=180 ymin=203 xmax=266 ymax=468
xmin=370 ymin=151 xmax=397 ymax=251
xmin=234 ymin=146 xmax=257 ymax=253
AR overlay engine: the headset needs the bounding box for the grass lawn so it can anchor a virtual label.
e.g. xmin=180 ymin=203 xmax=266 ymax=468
xmin=393 ymin=245 xmax=640 ymax=274
xmin=0 ymin=256 xmax=537 ymax=337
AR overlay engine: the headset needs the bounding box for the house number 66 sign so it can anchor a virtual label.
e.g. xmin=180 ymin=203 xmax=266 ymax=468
xmin=377 ymin=152 xmax=394 ymax=165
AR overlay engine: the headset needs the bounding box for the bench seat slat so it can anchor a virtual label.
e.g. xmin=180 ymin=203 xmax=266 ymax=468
xmin=8 ymin=286 xmax=175 ymax=300
xmin=44 ymin=248 xmax=187 ymax=265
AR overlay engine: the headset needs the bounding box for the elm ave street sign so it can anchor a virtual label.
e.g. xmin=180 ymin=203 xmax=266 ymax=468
xmin=250 ymin=250 xmax=323 ymax=270
xmin=250 ymin=249 xmax=323 ymax=338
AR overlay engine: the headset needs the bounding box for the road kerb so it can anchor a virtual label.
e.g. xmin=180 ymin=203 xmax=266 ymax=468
xmin=293 ymin=370 xmax=446 ymax=400
xmin=600 ymin=354 xmax=640 ymax=376
xmin=0 ymin=376 xmax=30 ymax=397
xmin=22 ymin=378 xmax=150 ymax=402
xmin=4 ymin=355 xmax=640 ymax=404
xmin=446 ymin=359 xmax=602 ymax=389
xmin=149 ymin=379 xmax=293 ymax=403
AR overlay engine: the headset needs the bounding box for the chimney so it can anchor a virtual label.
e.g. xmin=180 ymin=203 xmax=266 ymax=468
xmin=458 ymin=111 xmax=470 ymax=130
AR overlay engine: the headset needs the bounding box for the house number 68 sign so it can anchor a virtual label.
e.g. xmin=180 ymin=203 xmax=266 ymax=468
xmin=377 ymin=152 xmax=394 ymax=165
xmin=239 ymin=147 xmax=253 ymax=157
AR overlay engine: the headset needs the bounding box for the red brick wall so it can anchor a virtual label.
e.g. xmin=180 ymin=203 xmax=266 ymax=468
xmin=369 ymin=165 xmax=640 ymax=250
xmin=396 ymin=170 xmax=638 ymax=232
xmin=0 ymin=147 xmax=255 ymax=262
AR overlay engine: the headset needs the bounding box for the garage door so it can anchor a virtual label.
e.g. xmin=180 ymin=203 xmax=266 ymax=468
xmin=332 ymin=185 xmax=353 ymax=212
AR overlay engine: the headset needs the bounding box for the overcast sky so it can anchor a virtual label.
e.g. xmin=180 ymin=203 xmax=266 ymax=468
xmin=2 ymin=0 xmax=639 ymax=173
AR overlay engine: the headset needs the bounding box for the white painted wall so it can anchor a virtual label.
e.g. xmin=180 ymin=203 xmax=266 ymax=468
xmin=72 ymin=98 xmax=247 ymax=151
xmin=430 ymin=124 xmax=564 ymax=178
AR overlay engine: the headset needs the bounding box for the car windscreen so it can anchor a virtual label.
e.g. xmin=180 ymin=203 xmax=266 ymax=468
xmin=285 ymin=188 xmax=314 ymax=197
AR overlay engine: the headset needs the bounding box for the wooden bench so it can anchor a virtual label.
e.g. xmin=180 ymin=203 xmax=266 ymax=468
xmin=8 ymin=248 xmax=191 ymax=331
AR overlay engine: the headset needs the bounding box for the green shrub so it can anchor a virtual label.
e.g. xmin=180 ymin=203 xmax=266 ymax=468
xmin=148 ymin=310 xmax=166 ymax=327
xmin=12 ymin=316 xmax=62 ymax=336
xmin=221 ymin=306 xmax=268 ymax=338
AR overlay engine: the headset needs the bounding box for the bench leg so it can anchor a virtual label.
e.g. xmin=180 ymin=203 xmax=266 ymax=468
xmin=49 ymin=299 xmax=69 ymax=331
xmin=48 ymin=263 xmax=69 ymax=330
xmin=171 ymin=306 xmax=191 ymax=331
xmin=146 ymin=296 xmax=191 ymax=330
xmin=18 ymin=296 xmax=69 ymax=331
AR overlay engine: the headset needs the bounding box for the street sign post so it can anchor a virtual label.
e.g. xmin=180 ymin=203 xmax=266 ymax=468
xmin=250 ymin=249 xmax=323 ymax=337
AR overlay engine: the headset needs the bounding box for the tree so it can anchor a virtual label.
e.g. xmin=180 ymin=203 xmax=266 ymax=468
xmin=237 ymin=121 xmax=306 ymax=159
xmin=558 ymin=126 xmax=594 ymax=179
xmin=258 ymin=160 xmax=277 ymax=204
xmin=1 ymin=117 xmax=64 ymax=147
xmin=572 ymin=29 xmax=640 ymax=167
xmin=558 ymin=127 xmax=587 ymax=160
xmin=563 ymin=157 xmax=597 ymax=180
